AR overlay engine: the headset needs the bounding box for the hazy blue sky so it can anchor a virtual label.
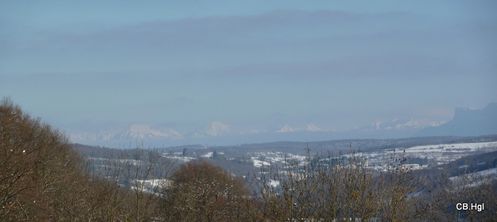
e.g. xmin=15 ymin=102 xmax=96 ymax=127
xmin=1 ymin=1 xmax=497 ymax=146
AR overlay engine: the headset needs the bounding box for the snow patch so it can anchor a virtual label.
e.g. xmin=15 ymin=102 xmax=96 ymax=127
xmin=268 ymin=179 xmax=280 ymax=188
xmin=202 ymin=152 xmax=213 ymax=158
xmin=252 ymin=158 xmax=271 ymax=167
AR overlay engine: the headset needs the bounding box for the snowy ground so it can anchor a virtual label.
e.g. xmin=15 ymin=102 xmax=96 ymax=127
xmin=161 ymin=152 xmax=196 ymax=162
xmin=247 ymin=141 xmax=497 ymax=172
xmin=131 ymin=179 xmax=172 ymax=193
xmin=450 ymin=168 xmax=497 ymax=188
xmin=249 ymin=151 xmax=308 ymax=168
xmin=88 ymin=157 xmax=146 ymax=166
xmin=157 ymin=141 xmax=497 ymax=176
xmin=364 ymin=141 xmax=497 ymax=171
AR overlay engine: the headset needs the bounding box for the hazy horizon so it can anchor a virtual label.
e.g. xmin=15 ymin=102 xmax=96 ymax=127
xmin=2 ymin=1 xmax=497 ymax=147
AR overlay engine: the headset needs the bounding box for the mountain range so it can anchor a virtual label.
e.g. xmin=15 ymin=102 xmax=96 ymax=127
xmin=68 ymin=103 xmax=497 ymax=147
xmin=419 ymin=103 xmax=497 ymax=137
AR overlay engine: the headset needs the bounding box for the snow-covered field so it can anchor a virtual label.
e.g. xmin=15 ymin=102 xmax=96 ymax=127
xmin=246 ymin=141 xmax=497 ymax=172
xmin=161 ymin=152 xmax=196 ymax=162
xmin=201 ymin=152 xmax=213 ymax=158
xmin=450 ymin=168 xmax=497 ymax=188
xmin=268 ymin=179 xmax=280 ymax=188
xmin=131 ymin=179 xmax=172 ymax=193
xmin=249 ymin=151 xmax=308 ymax=168
xmin=87 ymin=140 xmax=497 ymax=194
xmin=134 ymin=179 xmax=172 ymax=188
xmin=156 ymin=141 xmax=497 ymax=176
xmin=392 ymin=141 xmax=497 ymax=154
xmin=88 ymin=157 xmax=145 ymax=166
xmin=363 ymin=141 xmax=497 ymax=171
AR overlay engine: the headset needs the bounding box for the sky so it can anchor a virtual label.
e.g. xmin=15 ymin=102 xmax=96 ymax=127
xmin=1 ymin=1 xmax=497 ymax=147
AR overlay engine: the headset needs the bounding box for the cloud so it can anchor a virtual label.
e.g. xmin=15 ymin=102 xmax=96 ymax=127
xmin=219 ymin=53 xmax=472 ymax=80
xmin=12 ymin=10 xmax=409 ymax=68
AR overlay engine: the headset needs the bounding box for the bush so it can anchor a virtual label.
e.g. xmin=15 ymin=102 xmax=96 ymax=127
xmin=161 ymin=161 xmax=259 ymax=221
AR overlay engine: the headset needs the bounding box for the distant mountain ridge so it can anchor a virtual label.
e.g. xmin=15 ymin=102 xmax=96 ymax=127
xmin=69 ymin=104 xmax=497 ymax=147
xmin=419 ymin=103 xmax=497 ymax=137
